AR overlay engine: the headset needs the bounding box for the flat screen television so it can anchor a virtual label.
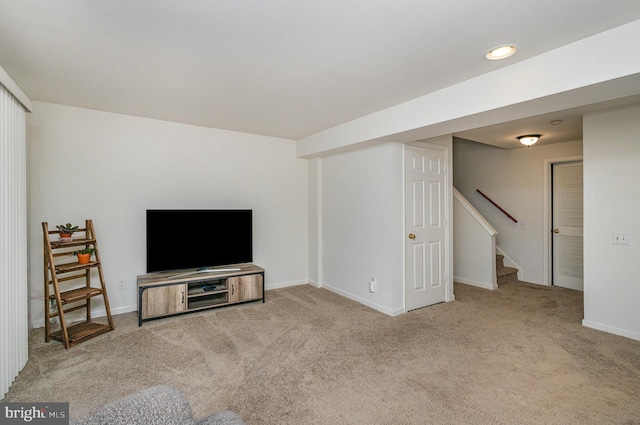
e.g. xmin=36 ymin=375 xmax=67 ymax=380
xmin=146 ymin=209 xmax=252 ymax=273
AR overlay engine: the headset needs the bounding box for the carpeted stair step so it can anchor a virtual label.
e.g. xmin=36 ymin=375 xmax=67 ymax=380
xmin=496 ymin=254 xmax=518 ymax=285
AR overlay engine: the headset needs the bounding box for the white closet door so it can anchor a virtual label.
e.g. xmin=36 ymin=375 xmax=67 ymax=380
xmin=552 ymin=161 xmax=584 ymax=291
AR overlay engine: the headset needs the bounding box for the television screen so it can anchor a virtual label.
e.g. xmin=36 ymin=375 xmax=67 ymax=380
xmin=146 ymin=209 xmax=252 ymax=273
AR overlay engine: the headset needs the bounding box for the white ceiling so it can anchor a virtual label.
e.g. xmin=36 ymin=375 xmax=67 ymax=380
xmin=1 ymin=1 xmax=640 ymax=142
xmin=455 ymin=94 xmax=640 ymax=149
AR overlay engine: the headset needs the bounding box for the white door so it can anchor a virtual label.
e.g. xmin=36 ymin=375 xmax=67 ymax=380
xmin=405 ymin=145 xmax=447 ymax=310
xmin=552 ymin=161 xmax=584 ymax=291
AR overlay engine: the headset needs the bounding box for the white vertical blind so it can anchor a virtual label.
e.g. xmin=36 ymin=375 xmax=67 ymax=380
xmin=0 ymin=82 xmax=28 ymax=398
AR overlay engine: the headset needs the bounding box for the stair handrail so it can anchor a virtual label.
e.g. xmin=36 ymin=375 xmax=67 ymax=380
xmin=476 ymin=189 xmax=518 ymax=223
xmin=454 ymin=188 xmax=497 ymax=236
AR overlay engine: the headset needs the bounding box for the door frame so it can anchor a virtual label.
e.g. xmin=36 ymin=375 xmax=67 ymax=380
xmin=405 ymin=141 xmax=454 ymax=309
xmin=543 ymin=155 xmax=583 ymax=286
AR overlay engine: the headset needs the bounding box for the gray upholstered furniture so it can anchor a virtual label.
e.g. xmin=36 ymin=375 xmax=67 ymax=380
xmin=70 ymin=386 xmax=245 ymax=425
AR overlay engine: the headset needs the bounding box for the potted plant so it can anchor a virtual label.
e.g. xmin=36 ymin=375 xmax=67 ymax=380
xmin=56 ymin=223 xmax=79 ymax=242
xmin=72 ymin=247 xmax=96 ymax=265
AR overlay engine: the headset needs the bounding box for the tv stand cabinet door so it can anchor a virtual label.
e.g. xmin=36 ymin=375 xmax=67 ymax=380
xmin=142 ymin=284 xmax=186 ymax=319
xmin=229 ymin=274 xmax=263 ymax=303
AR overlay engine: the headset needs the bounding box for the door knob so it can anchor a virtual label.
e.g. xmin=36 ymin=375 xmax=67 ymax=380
xmin=408 ymin=233 xmax=416 ymax=240
xmin=553 ymin=229 xmax=560 ymax=233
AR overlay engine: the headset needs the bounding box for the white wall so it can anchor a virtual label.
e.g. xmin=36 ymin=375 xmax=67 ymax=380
xmin=453 ymin=139 xmax=583 ymax=284
xmin=319 ymin=143 xmax=404 ymax=315
xmin=583 ymin=104 xmax=640 ymax=341
xmin=315 ymin=136 xmax=454 ymax=315
xmin=453 ymin=189 xmax=497 ymax=290
xmin=28 ymin=102 xmax=308 ymax=327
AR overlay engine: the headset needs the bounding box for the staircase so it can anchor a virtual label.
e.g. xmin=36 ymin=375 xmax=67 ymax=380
xmin=496 ymin=254 xmax=518 ymax=285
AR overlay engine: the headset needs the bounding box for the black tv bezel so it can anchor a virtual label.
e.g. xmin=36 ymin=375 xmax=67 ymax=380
xmin=145 ymin=209 xmax=253 ymax=273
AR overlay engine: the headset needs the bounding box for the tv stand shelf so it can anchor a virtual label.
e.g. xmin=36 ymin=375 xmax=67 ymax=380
xmin=137 ymin=263 xmax=264 ymax=326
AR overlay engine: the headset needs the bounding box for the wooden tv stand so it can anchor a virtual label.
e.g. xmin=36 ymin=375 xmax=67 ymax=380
xmin=137 ymin=263 xmax=264 ymax=326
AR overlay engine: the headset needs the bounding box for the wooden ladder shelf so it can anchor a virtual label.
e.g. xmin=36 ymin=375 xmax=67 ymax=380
xmin=43 ymin=220 xmax=114 ymax=349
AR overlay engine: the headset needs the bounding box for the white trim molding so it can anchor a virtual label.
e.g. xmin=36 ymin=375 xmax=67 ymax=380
xmin=582 ymin=319 xmax=640 ymax=342
xmin=0 ymin=65 xmax=32 ymax=111
xmin=322 ymin=281 xmax=404 ymax=316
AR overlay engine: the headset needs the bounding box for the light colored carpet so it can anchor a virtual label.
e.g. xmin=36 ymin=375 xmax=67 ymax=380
xmin=4 ymin=282 xmax=640 ymax=424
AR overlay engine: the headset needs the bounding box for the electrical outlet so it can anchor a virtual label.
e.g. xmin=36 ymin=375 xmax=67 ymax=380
xmin=118 ymin=279 xmax=126 ymax=290
xmin=369 ymin=276 xmax=376 ymax=293
xmin=613 ymin=232 xmax=629 ymax=245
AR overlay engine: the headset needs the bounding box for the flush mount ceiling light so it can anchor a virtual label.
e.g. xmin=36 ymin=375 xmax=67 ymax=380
xmin=517 ymin=134 xmax=541 ymax=147
xmin=485 ymin=44 xmax=518 ymax=60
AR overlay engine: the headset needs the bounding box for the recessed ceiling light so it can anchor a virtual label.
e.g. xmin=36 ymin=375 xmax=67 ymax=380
xmin=550 ymin=120 xmax=563 ymax=125
xmin=485 ymin=44 xmax=518 ymax=60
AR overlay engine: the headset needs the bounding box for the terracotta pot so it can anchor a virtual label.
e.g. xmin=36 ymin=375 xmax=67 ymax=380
xmin=59 ymin=233 xmax=73 ymax=242
xmin=77 ymin=253 xmax=91 ymax=264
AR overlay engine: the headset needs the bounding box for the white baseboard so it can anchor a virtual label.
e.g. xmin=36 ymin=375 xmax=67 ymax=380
xmin=103 ymin=304 xmax=138 ymax=317
xmin=582 ymin=319 xmax=640 ymax=341
xmin=265 ymin=279 xmax=308 ymax=290
xmin=454 ymin=276 xmax=497 ymax=290
xmin=31 ymin=304 xmax=137 ymax=329
xmin=30 ymin=318 xmax=45 ymax=329
xmin=320 ymin=281 xmax=401 ymax=316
